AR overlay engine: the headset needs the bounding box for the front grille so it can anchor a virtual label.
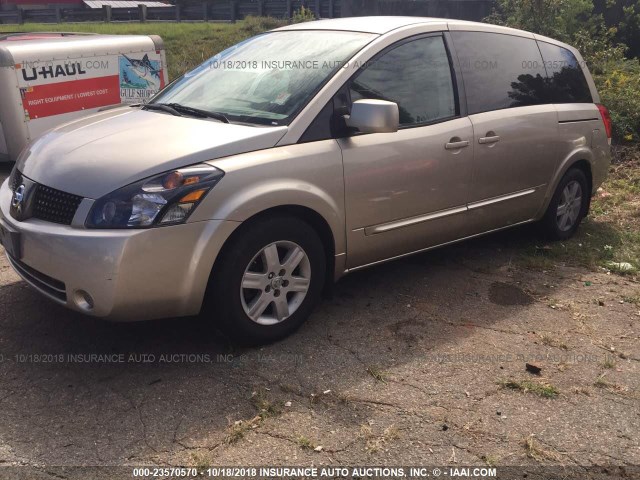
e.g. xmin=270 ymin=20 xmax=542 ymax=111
xmin=9 ymin=170 xmax=83 ymax=225
xmin=7 ymin=254 xmax=67 ymax=303
xmin=32 ymin=184 xmax=83 ymax=225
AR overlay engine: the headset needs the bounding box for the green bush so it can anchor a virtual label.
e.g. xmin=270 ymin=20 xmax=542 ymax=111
xmin=594 ymin=58 xmax=640 ymax=142
xmin=485 ymin=0 xmax=595 ymax=42
xmin=240 ymin=15 xmax=287 ymax=36
xmin=572 ymin=26 xmax=640 ymax=143
xmin=487 ymin=0 xmax=640 ymax=144
xmin=292 ymin=5 xmax=316 ymax=24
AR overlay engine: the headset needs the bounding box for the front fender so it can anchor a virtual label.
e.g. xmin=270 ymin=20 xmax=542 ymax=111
xmin=189 ymin=141 xmax=347 ymax=256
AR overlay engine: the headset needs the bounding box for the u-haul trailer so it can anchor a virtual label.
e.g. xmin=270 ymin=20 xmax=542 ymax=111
xmin=0 ymin=32 xmax=169 ymax=162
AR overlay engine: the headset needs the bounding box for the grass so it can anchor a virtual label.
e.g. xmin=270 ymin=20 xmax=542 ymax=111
xmin=366 ymin=365 xmax=388 ymax=383
xmin=594 ymin=374 xmax=629 ymax=394
xmin=602 ymin=356 xmax=616 ymax=369
xmin=190 ymin=452 xmax=211 ymax=470
xmin=539 ymin=334 xmax=569 ymax=350
xmin=571 ymin=386 xmax=591 ymax=396
xmin=250 ymin=389 xmax=283 ymax=420
xmin=481 ymin=454 xmax=500 ymax=467
xmin=224 ymin=419 xmax=254 ymax=445
xmin=499 ymin=379 xmax=560 ymax=398
xmin=524 ymin=435 xmax=561 ymax=461
xmin=224 ymin=388 xmax=283 ymax=444
xmin=518 ymin=148 xmax=640 ymax=278
xmin=296 ymin=435 xmax=316 ymax=450
xmin=360 ymin=424 xmax=400 ymax=453
xmin=0 ymin=17 xmax=286 ymax=80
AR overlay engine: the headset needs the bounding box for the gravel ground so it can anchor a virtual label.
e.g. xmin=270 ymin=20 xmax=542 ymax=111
xmin=0 ymin=164 xmax=638 ymax=477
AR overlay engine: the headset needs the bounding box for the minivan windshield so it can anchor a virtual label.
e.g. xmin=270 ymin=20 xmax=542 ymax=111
xmin=150 ymin=30 xmax=375 ymax=126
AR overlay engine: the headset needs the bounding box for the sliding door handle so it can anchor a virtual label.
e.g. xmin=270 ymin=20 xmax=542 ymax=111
xmin=445 ymin=140 xmax=470 ymax=150
xmin=479 ymin=135 xmax=500 ymax=144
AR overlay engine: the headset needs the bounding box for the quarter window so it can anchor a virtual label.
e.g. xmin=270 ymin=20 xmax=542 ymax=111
xmin=451 ymin=31 xmax=548 ymax=114
xmin=349 ymin=35 xmax=456 ymax=126
xmin=537 ymin=41 xmax=593 ymax=103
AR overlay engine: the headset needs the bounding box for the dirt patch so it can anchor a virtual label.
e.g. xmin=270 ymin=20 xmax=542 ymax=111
xmin=386 ymin=317 xmax=429 ymax=342
xmin=488 ymin=281 xmax=535 ymax=306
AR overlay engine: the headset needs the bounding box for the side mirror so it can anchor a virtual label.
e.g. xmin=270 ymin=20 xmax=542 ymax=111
xmin=344 ymin=99 xmax=399 ymax=134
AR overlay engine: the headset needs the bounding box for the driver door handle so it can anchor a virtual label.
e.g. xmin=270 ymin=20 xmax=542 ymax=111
xmin=479 ymin=135 xmax=500 ymax=144
xmin=445 ymin=140 xmax=470 ymax=150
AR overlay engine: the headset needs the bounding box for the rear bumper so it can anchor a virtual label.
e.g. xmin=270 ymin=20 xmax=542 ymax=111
xmin=0 ymin=178 xmax=239 ymax=320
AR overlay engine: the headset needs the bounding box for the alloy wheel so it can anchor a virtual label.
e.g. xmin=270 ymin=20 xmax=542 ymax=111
xmin=556 ymin=180 xmax=583 ymax=232
xmin=240 ymin=241 xmax=311 ymax=326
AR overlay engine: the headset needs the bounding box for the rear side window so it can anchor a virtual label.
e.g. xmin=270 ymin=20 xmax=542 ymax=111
xmin=537 ymin=41 xmax=593 ymax=103
xmin=349 ymin=35 xmax=456 ymax=126
xmin=451 ymin=31 xmax=547 ymax=114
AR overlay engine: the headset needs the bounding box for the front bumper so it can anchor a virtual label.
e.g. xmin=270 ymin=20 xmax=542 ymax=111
xmin=0 ymin=179 xmax=239 ymax=320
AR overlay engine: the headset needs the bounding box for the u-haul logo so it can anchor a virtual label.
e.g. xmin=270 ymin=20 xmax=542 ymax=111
xmin=21 ymin=62 xmax=88 ymax=81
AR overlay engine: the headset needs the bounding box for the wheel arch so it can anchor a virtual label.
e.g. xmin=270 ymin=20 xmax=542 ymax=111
xmin=571 ymin=159 xmax=594 ymax=198
xmin=208 ymin=205 xmax=340 ymax=297
xmin=538 ymin=150 xmax=594 ymax=219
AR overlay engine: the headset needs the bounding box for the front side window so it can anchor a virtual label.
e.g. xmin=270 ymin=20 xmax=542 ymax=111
xmin=451 ymin=31 xmax=548 ymax=114
xmin=349 ymin=35 xmax=457 ymax=126
xmin=537 ymin=41 xmax=592 ymax=103
xmin=151 ymin=31 xmax=375 ymax=126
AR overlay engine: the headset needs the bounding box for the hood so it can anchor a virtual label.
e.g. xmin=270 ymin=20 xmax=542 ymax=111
xmin=17 ymin=107 xmax=288 ymax=199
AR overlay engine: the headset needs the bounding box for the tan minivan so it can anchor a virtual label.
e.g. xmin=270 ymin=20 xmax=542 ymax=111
xmin=0 ymin=17 xmax=611 ymax=343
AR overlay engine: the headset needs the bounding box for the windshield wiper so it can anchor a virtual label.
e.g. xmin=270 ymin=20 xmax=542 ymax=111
xmin=163 ymin=103 xmax=230 ymax=123
xmin=141 ymin=103 xmax=183 ymax=117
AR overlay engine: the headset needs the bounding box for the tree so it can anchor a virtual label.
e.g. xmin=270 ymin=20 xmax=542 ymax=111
xmin=486 ymin=0 xmax=596 ymax=41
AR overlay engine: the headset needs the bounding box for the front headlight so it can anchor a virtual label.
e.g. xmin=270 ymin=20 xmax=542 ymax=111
xmin=86 ymin=164 xmax=224 ymax=229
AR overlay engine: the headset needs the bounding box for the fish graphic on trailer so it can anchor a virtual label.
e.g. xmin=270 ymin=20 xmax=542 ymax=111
xmin=120 ymin=54 xmax=161 ymax=89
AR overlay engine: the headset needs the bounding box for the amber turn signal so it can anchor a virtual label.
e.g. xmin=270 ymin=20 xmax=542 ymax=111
xmin=179 ymin=189 xmax=207 ymax=203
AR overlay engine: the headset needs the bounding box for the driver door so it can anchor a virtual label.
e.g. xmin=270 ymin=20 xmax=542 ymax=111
xmin=338 ymin=33 xmax=474 ymax=268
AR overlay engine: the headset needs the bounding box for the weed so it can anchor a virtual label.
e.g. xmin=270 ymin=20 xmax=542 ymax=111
xmin=594 ymin=375 xmax=629 ymax=393
xmin=224 ymin=420 xmax=251 ymax=444
xmin=360 ymin=424 xmax=400 ymax=453
xmin=224 ymin=388 xmax=283 ymax=444
xmin=297 ymin=436 xmax=316 ymax=450
xmin=292 ymin=5 xmax=316 ymax=23
xmin=571 ymin=386 xmax=591 ymax=395
xmin=602 ymin=356 xmax=616 ymax=369
xmin=539 ymin=334 xmax=569 ymax=350
xmin=524 ymin=436 xmax=561 ymax=461
xmin=366 ymin=365 xmax=387 ymax=383
xmin=499 ymin=379 xmax=559 ymax=398
xmin=481 ymin=454 xmax=499 ymax=466
xmin=251 ymin=389 xmax=283 ymax=419
xmin=190 ymin=452 xmax=210 ymax=470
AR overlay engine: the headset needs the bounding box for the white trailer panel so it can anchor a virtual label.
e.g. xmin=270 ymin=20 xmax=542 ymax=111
xmin=0 ymin=33 xmax=169 ymax=162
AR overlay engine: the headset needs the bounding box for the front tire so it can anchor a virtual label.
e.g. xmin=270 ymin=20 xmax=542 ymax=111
xmin=208 ymin=215 xmax=326 ymax=344
xmin=541 ymin=168 xmax=589 ymax=240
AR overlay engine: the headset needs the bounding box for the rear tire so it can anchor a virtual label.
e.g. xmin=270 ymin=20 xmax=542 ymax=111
xmin=207 ymin=215 xmax=326 ymax=345
xmin=541 ymin=168 xmax=589 ymax=240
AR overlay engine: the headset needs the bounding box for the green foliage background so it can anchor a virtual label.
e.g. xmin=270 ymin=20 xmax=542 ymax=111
xmin=486 ymin=0 xmax=640 ymax=143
